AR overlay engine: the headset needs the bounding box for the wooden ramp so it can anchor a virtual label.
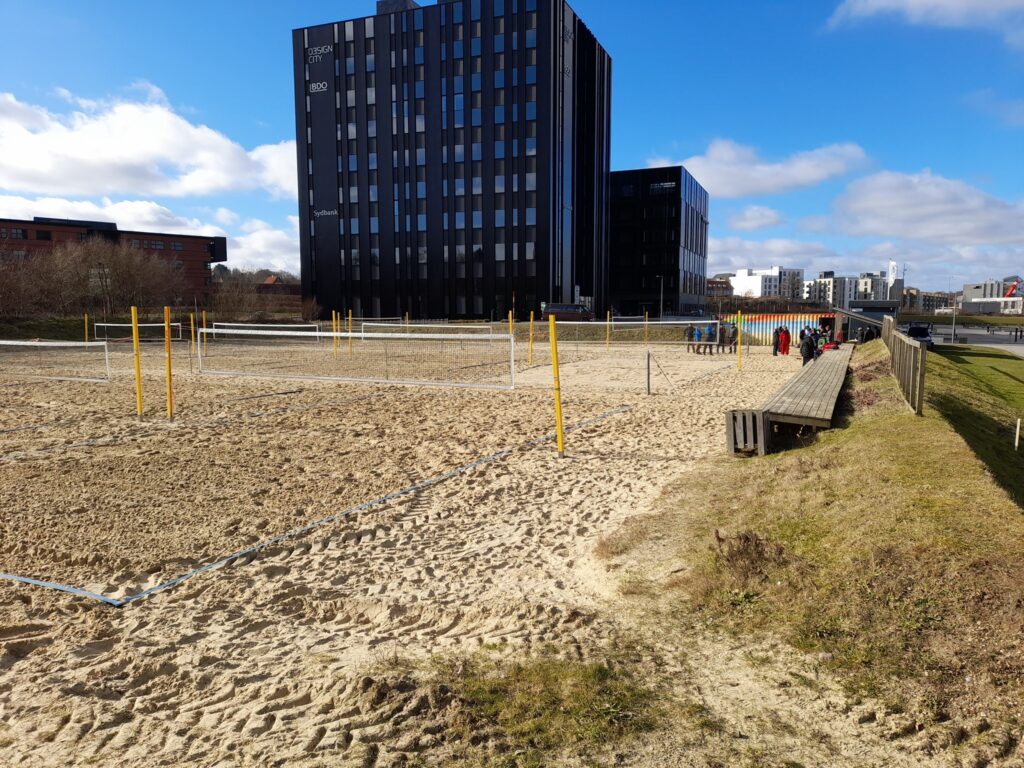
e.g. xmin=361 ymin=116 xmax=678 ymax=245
xmin=762 ymin=344 xmax=854 ymax=428
xmin=726 ymin=344 xmax=854 ymax=456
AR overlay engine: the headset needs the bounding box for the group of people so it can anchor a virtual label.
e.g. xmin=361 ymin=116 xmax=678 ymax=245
xmin=769 ymin=325 xmax=835 ymax=366
xmin=682 ymin=322 xmax=740 ymax=355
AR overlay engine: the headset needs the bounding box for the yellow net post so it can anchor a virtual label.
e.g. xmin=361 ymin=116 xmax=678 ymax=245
xmin=644 ymin=310 xmax=649 ymax=346
xmin=737 ymin=311 xmax=743 ymax=371
xmin=528 ymin=310 xmax=534 ymax=365
xmin=189 ymin=312 xmax=196 ymax=355
xmin=347 ymin=309 xmax=353 ymax=356
xmin=549 ymin=315 xmax=566 ymax=458
xmin=163 ymin=306 xmax=174 ymax=421
xmin=332 ymin=310 xmax=339 ymax=357
xmin=508 ymin=309 xmax=513 ymax=337
xmin=84 ymin=312 xmax=89 ymax=346
xmin=130 ymin=306 xmax=143 ymax=418
xmin=605 ymin=310 xmax=610 ymax=349
xmin=201 ymin=310 xmax=208 ymax=357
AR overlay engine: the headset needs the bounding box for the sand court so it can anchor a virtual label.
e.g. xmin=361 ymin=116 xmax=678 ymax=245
xmin=0 ymin=336 xmax=801 ymax=766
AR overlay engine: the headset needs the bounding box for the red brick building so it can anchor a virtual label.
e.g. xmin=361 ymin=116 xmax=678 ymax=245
xmin=0 ymin=217 xmax=227 ymax=305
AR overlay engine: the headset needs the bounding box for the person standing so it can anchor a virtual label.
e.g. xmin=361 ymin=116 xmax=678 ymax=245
xmin=705 ymin=322 xmax=716 ymax=356
xmin=684 ymin=324 xmax=694 ymax=353
xmin=800 ymin=331 xmax=816 ymax=366
xmin=729 ymin=323 xmax=739 ymax=353
xmin=693 ymin=325 xmax=703 ymax=354
xmin=772 ymin=326 xmax=781 ymax=356
xmin=779 ymin=326 xmax=791 ymax=356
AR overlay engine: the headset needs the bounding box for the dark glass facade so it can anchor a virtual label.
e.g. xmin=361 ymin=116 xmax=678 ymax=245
xmin=293 ymin=0 xmax=611 ymax=319
xmin=609 ymin=166 xmax=709 ymax=316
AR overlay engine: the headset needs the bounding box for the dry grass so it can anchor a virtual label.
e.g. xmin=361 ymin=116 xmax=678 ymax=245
xmin=597 ymin=340 xmax=1024 ymax=725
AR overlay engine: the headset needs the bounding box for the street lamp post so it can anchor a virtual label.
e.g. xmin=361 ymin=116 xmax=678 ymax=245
xmin=948 ymin=275 xmax=961 ymax=344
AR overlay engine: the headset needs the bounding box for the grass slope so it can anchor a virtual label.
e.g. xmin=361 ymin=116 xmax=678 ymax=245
xmin=599 ymin=340 xmax=1024 ymax=726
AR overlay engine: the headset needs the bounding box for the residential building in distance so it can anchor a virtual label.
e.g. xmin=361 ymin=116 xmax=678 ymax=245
xmin=901 ymin=287 xmax=952 ymax=314
xmin=803 ymin=270 xmax=856 ymax=310
xmin=962 ymin=276 xmax=1023 ymax=302
xmin=608 ymin=165 xmax=709 ymax=316
xmin=731 ymin=265 xmax=804 ymax=301
xmin=706 ymin=274 xmax=733 ymax=298
xmin=856 ymin=271 xmax=887 ymax=301
xmin=293 ymin=0 xmax=612 ymax=319
xmin=0 ymin=216 xmax=226 ymax=305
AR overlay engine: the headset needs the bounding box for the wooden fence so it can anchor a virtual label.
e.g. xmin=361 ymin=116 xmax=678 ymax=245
xmin=881 ymin=316 xmax=926 ymax=415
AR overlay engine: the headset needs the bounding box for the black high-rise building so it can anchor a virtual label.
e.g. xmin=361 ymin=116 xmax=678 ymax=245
xmin=293 ymin=0 xmax=611 ymax=320
xmin=609 ymin=166 xmax=709 ymax=316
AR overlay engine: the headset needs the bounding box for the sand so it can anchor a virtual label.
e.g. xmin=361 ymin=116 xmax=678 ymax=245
xmin=0 ymin=338 xmax=812 ymax=765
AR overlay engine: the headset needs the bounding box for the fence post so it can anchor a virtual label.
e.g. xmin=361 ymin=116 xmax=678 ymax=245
xmin=916 ymin=343 xmax=926 ymax=415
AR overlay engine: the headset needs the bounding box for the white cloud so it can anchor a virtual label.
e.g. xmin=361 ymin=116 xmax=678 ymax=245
xmin=710 ymin=234 xmax=1024 ymax=290
xmin=727 ymin=205 xmax=783 ymax=231
xmin=0 ymin=193 xmax=223 ymax=236
xmin=835 ymin=170 xmax=1024 ymax=245
xmin=0 ymin=86 xmax=297 ymax=200
xmin=709 ymin=237 xmax=840 ymax=276
xmin=213 ymin=207 xmax=239 ymax=226
xmin=966 ymin=88 xmax=1024 ymax=127
xmin=229 ymin=216 xmax=300 ymax=273
xmin=649 ymin=139 xmax=867 ymax=198
xmin=829 ymin=0 xmax=1024 ymax=47
xmin=0 ymin=194 xmax=299 ymax=274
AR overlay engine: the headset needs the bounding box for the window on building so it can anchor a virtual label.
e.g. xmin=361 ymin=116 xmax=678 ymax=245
xmin=171 ymin=241 xmax=184 ymax=251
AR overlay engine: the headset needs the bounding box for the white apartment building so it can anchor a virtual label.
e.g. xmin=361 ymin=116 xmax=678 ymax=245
xmin=804 ymin=272 xmax=856 ymax=310
xmin=731 ymin=266 xmax=805 ymax=300
xmin=857 ymin=272 xmax=888 ymax=301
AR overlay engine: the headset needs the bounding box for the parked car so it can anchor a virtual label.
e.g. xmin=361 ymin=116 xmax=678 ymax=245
xmin=540 ymin=303 xmax=593 ymax=321
xmin=905 ymin=322 xmax=934 ymax=350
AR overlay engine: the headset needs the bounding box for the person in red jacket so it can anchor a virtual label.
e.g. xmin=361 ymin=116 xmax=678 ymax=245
xmin=779 ymin=326 xmax=791 ymax=355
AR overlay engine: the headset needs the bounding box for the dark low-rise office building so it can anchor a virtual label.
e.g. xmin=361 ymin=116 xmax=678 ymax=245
xmin=293 ymin=0 xmax=612 ymax=319
xmin=609 ymin=166 xmax=709 ymax=316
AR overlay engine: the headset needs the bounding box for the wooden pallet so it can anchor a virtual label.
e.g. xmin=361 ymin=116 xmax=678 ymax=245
xmin=725 ymin=409 xmax=769 ymax=456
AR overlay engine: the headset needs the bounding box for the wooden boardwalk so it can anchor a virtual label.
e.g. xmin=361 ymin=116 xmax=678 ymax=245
xmin=726 ymin=344 xmax=855 ymax=456
xmin=762 ymin=345 xmax=854 ymax=429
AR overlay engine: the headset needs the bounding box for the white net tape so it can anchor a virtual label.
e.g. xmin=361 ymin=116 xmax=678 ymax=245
xmin=198 ymin=327 xmax=515 ymax=390
xmin=94 ymin=323 xmax=183 ymax=341
xmin=0 ymin=340 xmax=111 ymax=383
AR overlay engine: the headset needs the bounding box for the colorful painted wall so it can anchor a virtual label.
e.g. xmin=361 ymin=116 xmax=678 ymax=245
xmin=716 ymin=313 xmax=836 ymax=346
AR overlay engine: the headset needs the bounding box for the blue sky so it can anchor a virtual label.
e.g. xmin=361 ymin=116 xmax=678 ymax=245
xmin=0 ymin=0 xmax=1022 ymax=290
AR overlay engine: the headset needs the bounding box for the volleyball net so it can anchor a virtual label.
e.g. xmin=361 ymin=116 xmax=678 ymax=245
xmin=197 ymin=327 xmax=515 ymax=390
xmin=360 ymin=322 xmax=494 ymax=339
xmin=523 ymin=319 xmax=723 ymax=345
xmin=0 ymin=340 xmax=111 ymax=383
xmin=212 ymin=322 xmax=319 ymax=340
xmin=94 ymin=322 xmax=183 ymax=342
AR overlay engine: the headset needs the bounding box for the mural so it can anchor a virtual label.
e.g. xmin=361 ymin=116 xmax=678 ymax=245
xmin=716 ymin=312 xmax=836 ymax=346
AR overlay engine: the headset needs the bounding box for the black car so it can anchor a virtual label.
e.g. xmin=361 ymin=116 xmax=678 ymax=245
xmin=906 ymin=322 xmax=934 ymax=350
xmin=540 ymin=303 xmax=593 ymax=321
